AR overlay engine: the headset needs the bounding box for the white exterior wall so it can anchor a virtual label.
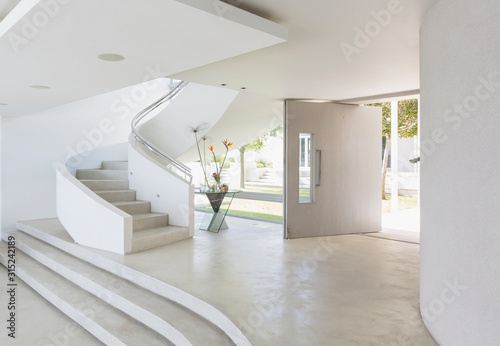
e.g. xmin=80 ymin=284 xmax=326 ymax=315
xmin=1 ymin=79 xmax=170 ymax=232
xmin=420 ymin=1 xmax=500 ymax=344
xmin=256 ymin=136 xmax=283 ymax=169
xmin=397 ymin=137 xmax=418 ymax=173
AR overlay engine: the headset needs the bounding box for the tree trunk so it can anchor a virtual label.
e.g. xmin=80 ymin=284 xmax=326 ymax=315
xmin=239 ymin=148 xmax=245 ymax=188
xmin=382 ymin=136 xmax=391 ymax=200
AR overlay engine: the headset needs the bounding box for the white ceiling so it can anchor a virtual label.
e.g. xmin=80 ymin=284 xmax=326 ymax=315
xmin=175 ymin=0 xmax=440 ymax=153
xmin=0 ymin=0 xmax=441 ymax=148
xmin=175 ymin=0 xmax=440 ymax=101
xmin=0 ymin=0 xmax=286 ymax=116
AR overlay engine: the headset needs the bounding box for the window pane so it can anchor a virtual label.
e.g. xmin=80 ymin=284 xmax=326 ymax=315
xmin=299 ymin=133 xmax=314 ymax=203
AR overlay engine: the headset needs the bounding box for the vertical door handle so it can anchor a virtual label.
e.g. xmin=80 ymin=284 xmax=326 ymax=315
xmin=316 ymin=149 xmax=322 ymax=187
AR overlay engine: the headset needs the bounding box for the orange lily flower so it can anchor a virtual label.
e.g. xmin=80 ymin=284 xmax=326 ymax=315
xmin=208 ymin=145 xmax=214 ymax=152
xmin=223 ymin=139 xmax=233 ymax=148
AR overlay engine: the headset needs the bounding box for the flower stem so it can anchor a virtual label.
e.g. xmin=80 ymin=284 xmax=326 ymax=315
xmin=220 ymin=148 xmax=228 ymax=177
xmin=194 ymin=132 xmax=210 ymax=187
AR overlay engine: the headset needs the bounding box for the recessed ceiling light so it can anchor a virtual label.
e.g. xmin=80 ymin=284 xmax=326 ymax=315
xmin=30 ymin=85 xmax=50 ymax=89
xmin=0 ymin=103 xmax=7 ymax=106
xmin=221 ymin=83 xmax=227 ymax=86
xmin=241 ymin=87 xmax=247 ymax=90
xmin=98 ymin=53 xmax=125 ymax=62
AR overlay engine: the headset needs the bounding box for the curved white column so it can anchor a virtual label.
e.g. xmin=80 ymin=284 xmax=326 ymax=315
xmin=420 ymin=1 xmax=500 ymax=344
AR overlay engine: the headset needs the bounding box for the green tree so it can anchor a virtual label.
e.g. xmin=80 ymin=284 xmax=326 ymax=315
xmin=369 ymin=99 xmax=418 ymax=199
xmin=238 ymin=125 xmax=283 ymax=188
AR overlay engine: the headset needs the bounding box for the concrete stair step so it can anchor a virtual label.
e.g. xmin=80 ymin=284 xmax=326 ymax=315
xmin=15 ymin=218 xmax=250 ymax=346
xmin=261 ymin=175 xmax=276 ymax=180
xmin=112 ymin=200 xmax=151 ymax=215
xmin=133 ymin=213 xmax=169 ymax=231
xmin=102 ymin=161 xmax=128 ymax=170
xmin=76 ymin=169 xmax=128 ymax=180
xmin=79 ymin=179 xmax=129 ymax=191
xmin=95 ymin=189 xmax=137 ymax=203
xmin=132 ymin=226 xmax=190 ymax=253
xmin=2 ymin=232 xmax=226 ymax=345
xmin=0 ymin=241 xmax=169 ymax=346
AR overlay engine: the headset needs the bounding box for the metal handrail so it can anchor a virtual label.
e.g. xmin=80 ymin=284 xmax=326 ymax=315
xmin=131 ymin=80 xmax=192 ymax=183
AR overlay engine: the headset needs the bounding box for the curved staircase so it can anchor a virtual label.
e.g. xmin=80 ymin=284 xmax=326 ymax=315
xmin=78 ymin=160 xmax=190 ymax=253
xmin=0 ymin=80 xmax=252 ymax=345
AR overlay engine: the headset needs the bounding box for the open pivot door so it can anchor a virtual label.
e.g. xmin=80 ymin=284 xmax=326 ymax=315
xmin=284 ymin=101 xmax=381 ymax=239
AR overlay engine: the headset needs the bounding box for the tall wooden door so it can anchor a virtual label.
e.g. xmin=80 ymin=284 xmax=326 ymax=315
xmin=284 ymin=101 xmax=381 ymax=239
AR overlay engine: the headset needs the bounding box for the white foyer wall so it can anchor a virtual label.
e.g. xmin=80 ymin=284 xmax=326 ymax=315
xmin=1 ymin=79 xmax=171 ymax=231
xmin=420 ymin=0 xmax=500 ymax=344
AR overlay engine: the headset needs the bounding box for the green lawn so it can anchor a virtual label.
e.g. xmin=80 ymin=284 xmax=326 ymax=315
xmin=197 ymin=206 xmax=283 ymax=222
xmin=226 ymin=210 xmax=283 ymax=222
xmin=198 ymin=193 xmax=418 ymax=221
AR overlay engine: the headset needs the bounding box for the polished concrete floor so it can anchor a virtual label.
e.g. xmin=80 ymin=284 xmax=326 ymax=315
xmin=1 ymin=211 xmax=436 ymax=345
xmin=0 ymin=265 xmax=101 ymax=345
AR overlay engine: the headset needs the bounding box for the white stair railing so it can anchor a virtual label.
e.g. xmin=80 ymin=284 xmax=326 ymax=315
xmin=131 ymin=80 xmax=192 ymax=183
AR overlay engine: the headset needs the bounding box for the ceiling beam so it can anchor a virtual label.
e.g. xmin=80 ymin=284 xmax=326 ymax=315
xmin=337 ymin=89 xmax=420 ymax=104
xmin=0 ymin=0 xmax=39 ymax=38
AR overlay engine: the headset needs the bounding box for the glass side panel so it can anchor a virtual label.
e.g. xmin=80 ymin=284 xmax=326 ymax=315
xmin=299 ymin=133 xmax=314 ymax=203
